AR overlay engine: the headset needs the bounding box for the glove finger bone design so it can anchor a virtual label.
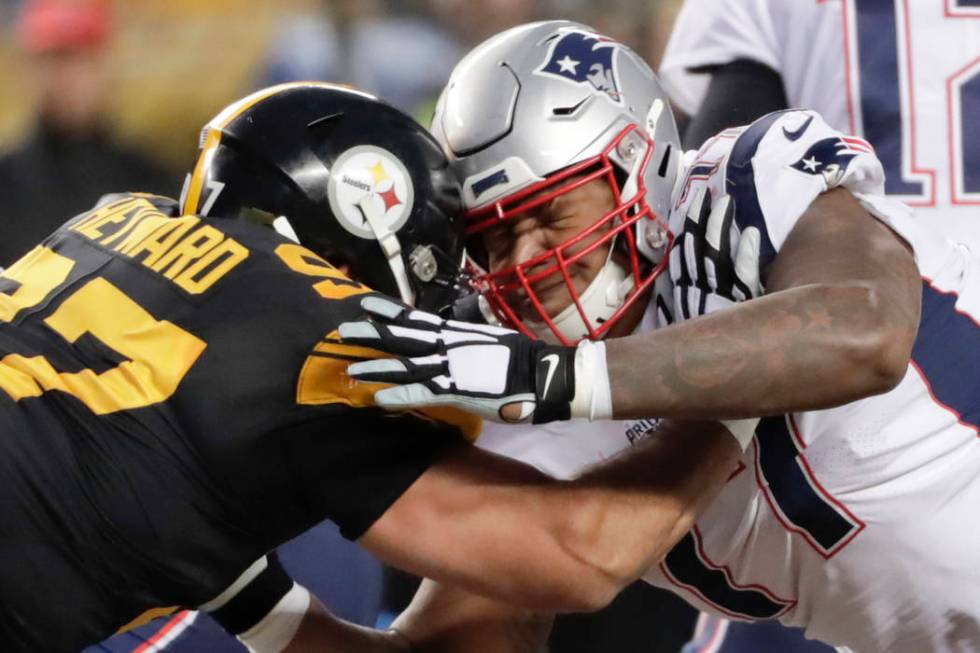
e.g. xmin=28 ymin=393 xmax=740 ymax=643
xmin=340 ymin=296 xmax=576 ymax=424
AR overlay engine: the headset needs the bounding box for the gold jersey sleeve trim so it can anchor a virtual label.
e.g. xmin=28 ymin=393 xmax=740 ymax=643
xmin=297 ymin=333 xmax=481 ymax=442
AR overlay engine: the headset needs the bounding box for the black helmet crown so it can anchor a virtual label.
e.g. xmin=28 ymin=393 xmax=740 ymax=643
xmin=180 ymin=82 xmax=463 ymax=312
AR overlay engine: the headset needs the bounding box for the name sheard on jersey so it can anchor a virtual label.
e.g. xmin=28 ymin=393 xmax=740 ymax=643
xmin=72 ymin=195 xmax=248 ymax=294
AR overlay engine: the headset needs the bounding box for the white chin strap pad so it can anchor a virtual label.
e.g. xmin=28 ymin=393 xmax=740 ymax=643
xmin=358 ymin=196 xmax=415 ymax=306
xmin=530 ymin=247 xmax=633 ymax=343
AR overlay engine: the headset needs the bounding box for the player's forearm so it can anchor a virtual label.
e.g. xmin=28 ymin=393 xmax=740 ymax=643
xmin=607 ymin=188 xmax=920 ymax=421
xmin=363 ymin=431 xmax=737 ymax=614
xmin=283 ymin=595 xmax=410 ymax=653
xmin=363 ymin=448 xmax=624 ymax=613
xmin=555 ymin=419 xmax=740 ymax=597
xmin=393 ymin=579 xmax=552 ymax=653
xmin=607 ymin=282 xmax=913 ymax=420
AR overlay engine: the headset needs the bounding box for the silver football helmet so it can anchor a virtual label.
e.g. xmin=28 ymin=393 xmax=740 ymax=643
xmin=432 ymin=20 xmax=681 ymax=344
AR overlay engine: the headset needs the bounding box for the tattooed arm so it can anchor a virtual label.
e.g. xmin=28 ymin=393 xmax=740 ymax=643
xmin=607 ymin=188 xmax=921 ymax=420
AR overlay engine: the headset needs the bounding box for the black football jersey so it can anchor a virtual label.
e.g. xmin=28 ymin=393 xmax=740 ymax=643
xmin=0 ymin=194 xmax=476 ymax=652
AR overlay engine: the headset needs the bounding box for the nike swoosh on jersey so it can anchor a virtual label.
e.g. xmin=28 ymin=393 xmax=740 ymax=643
xmin=782 ymin=115 xmax=815 ymax=141
xmin=540 ymin=353 xmax=560 ymax=400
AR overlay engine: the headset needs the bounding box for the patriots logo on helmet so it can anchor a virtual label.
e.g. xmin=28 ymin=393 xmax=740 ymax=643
xmin=790 ymin=136 xmax=872 ymax=186
xmin=537 ymin=29 xmax=622 ymax=103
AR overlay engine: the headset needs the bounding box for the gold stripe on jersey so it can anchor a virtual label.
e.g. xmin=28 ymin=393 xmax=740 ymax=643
xmin=72 ymin=197 xmax=249 ymax=295
xmin=117 ymin=605 xmax=178 ymax=634
xmin=297 ymin=333 xmax=481 ymax=441
xmin=184 ymin=82 xmax=374 ymax=214
xmin=298 ymin=347 xmax=379 ymax=409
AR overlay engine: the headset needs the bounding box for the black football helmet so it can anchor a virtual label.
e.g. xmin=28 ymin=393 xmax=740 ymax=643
xmin=179 ymin=82 xmax=464 ymax=312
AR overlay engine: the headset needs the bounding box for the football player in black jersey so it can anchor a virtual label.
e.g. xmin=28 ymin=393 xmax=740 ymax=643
xmin=0 ymin=82 xmax=474 ymax=652
xmin=0 ymin=83 xmax=743 ymax=652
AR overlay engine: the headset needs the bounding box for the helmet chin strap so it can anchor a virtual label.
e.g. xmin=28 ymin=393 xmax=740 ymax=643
xmin=357 ymin=196 xmax=416 ymax=306
xmin=528 ymin=246 xmax=634 ymax=344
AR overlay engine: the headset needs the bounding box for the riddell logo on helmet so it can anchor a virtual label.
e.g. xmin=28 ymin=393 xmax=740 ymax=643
xmin=536 ymin=29 xmax=623 ymax=104
xmin=328 ymin=145 xmax=414 ymax=240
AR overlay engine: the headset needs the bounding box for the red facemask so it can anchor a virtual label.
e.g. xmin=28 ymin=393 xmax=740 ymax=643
xmin=464 ymin=124 xmax=673 ymax=345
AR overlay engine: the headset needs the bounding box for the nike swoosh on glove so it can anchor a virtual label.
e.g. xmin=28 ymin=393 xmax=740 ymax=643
xmin=338 ymin=295 xmax=577 ymax=424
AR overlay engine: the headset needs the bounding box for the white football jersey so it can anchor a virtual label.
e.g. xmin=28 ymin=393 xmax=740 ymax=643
xmin=640 ymin=109 xmax=980 ymax=653
xmin=658 ymin=0 xmax=980 ymax=251
xmin=479 ymin=110 xmax=980 ymax=652
xmin=476 ymin=301 xmax=666 ymax=479
xmin=477 ymin=417 xmax=658 ymax=480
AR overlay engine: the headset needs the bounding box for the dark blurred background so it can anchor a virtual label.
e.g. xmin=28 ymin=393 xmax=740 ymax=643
xmin=0 ymin=0 xmax=683 ymax=267
xmin=0 ymin=0 xmax=682 ymax=173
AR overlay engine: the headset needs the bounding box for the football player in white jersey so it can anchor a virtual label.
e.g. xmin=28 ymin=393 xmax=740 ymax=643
xmin=662 ymin=4 xmax=980 ymax=647
xmin=340 ymin=20 xmax=980 ymax=653
xmin=659 ymin=0 xmax=980 ymax=251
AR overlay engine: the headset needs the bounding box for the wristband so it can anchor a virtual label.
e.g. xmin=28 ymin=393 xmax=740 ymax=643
xmin=569 ymin=340 xmax=612 ymax=421
xmin=237 ymin=583 xmax=311 ymax=653
xmin=204 ymin=554 xmax=294 ymax=636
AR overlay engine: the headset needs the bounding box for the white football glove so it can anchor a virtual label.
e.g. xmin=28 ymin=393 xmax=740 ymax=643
xmin=672 ymin=187 xmax=763 ymax=321
xmin=339 ymin=296 xmax=578 ymax=424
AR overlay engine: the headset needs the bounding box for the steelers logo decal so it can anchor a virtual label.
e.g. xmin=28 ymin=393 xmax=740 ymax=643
xmin=328 ymin=145 xmax=415 ymax=239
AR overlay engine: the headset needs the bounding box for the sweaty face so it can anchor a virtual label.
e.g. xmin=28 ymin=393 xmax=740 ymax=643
xmin=479 ymin=175 xmax=618 ymax=322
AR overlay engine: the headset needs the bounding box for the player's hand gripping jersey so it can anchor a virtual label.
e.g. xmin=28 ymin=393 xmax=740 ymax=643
xmin=0 ymin=194 xmax=473 ymax=652
xmin=641 ymin=110 xmax=980 ymax=653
